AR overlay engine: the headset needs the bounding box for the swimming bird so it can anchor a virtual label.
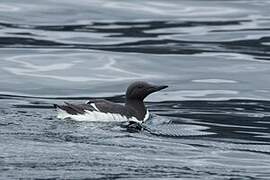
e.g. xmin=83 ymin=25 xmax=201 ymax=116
xmin=54 ymin=81 xmax=168 ymax=124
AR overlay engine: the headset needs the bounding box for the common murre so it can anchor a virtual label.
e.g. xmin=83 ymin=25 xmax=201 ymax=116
xmin=54 ymin=81 xmax=168 ymax=124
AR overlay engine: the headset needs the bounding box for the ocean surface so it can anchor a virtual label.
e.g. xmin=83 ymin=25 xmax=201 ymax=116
xmin=1 ymin=0 xmax=270 ymax=179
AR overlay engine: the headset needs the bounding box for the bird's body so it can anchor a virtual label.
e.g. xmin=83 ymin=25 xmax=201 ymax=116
xmin=54 ymin=81 xmax=167 ymax=124
xmin=55 ymin=99 xmax=149 ymax=123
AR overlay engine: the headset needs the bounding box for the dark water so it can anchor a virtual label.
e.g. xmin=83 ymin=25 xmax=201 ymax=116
xmin=1 ymin=0 xmax=270 ymax=179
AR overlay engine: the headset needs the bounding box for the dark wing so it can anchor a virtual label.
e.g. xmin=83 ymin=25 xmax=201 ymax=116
xmin=54 ymin=102 xmax=95 ymax=115
xmin=54 ymin=99 xmax=132 ymax=118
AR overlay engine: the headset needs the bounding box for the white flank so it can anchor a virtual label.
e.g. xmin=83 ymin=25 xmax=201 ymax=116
xmin=56 ymin=106 xmax=150 ymax=124
xmin=90 ymin=103 xmax=100 ymax=111
xmin=56 ymin=107 xmax=135 ymax=122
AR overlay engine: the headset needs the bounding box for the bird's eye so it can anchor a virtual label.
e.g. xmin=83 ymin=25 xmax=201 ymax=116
xmin=138 ymin=86 xmax=143 ymax=89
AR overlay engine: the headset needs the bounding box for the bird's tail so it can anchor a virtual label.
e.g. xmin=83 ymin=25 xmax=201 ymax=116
xmin=53 ymin=104 xmax=60 ymax=109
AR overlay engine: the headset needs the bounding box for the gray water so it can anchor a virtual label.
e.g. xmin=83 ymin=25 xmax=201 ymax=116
xmin=1 ymin=0 xmax=270 ymax=179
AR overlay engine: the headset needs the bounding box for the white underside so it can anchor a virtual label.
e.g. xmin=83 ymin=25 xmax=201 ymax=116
xmin=56 ymin=103 xmax=149 ymax=123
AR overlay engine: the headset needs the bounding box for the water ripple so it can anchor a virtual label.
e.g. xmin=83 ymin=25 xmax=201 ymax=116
xmin=1 ymin=97 xmax=270 ymax=179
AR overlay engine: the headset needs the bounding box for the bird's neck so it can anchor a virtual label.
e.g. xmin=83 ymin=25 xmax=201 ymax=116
xmin=125 ymin=99 xmax=146 ymax=120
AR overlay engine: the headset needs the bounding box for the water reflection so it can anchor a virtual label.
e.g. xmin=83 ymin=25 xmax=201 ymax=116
xmin=1 ymin=20 xmax=269 ymax=59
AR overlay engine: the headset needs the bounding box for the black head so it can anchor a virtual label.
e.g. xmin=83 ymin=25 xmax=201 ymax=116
xmin=126 ymin=81 xmax=168 ymax=101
